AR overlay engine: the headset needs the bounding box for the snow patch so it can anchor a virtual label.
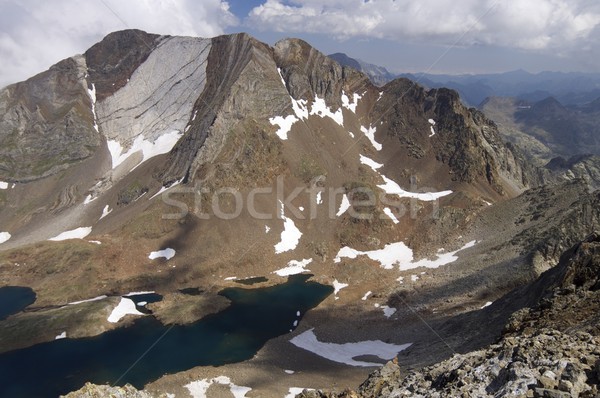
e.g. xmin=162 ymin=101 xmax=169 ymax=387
xmin=265 ymin=225 xmax=271 ymax=233
xmin=83 ymin=194 xmax=97 ymax=205
xmin=377 ymin=175 xmax=452 ymax=202
xmin=107 ymin=130 xmax=183 ymax=170
xmin=381 ymin=305 xmax=396 ymax=318
xmin=411 ymin=275 xmax=419 ymax=282
xmin=481 ymin=301 xmax=493 ymax=309
xmin=87 ymin=83 xmax=99 ymax=133
xmin=274 ymin=258 xmax=313 ymax=276
xmin=68 ymin=295 xmax=107 ymax=305
xmin=333 ymin=279 xmax=348 ymax=299
xmin=285 ymin=388 xmax=314 ymax=398
xmin=185 ymin=376 xmax=251 ymax=398
xmin=405 ymin=240 xmax=476 ymax=271
xmin=362 ymin=291 xmax=372 ymax=301
xmin=334 ymin=240 xmax=476 ymax=271
xmin=290 ymin=328 xmax=412 ymax=367
xmin=336 ymin=194 xmax=351 ymax=217
xmin=48 ymin=227 xmax=92 ymax=241
xmin=334 ymin=242 xmax=413 ymax=269
xmin=0 ymin=181 xmax=9 ymax=189
xmin=316 ymin=191 xmax=323 ymax=205
xmin=99 ymin=205 xmax=112 ymax=220
xmin=360 ymin=125 xmax=382 ymax=151
xmin=428 ymin=119 xmax=436 ymax=125
xmin=359 ymin=154 xmax=383 ymax=171
xmin=341 ymin=91 xmax=362 ymax=113
xmin=0 ymin=232 xmax=11 ymax=244
xmin=284 ymin=370 xmax=295 ymax=375
xmin=107 ymin=297 xmax=145 ymax=323
xmin=383 ymin=207 xmax=399 ymax=224
xmin=148 ymin=248 xmax=176 ymax=260
xmin=88 ymin=240 xmax=102 ymax=245
xmin=270 ymin=115 xmax=298 ymax=140
xmin=274 ymin=201 xmax=302 ymax=254
xmin=149 ymin=179 xmax=182 ymax=200
xmin=310 ymin=95 xmax=344 ymax=126
xmin=55 ymin=331 xmax=67 ymax=340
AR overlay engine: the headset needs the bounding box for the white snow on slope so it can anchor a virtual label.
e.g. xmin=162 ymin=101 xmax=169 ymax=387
xmin=107 ymin=130 xmax=183 ymax=170
xmin=99 ymin=205 xmax=112 ymax=220
xmin=481 ymin=301 xmax=493 ymax=309
xmin=149 ymin=179 xmax=182 ymax=200
xmin=290 ymin=328 xmax=411 ymax=367
xmin=316 ymin=191 xmax=323 ymax=205
xmin=378 ymin=175 xmax=452 ymax=202
xmin=275 ymin=201 xmax=302 ymax=254
xmin=334 ymin=242 xmax=413 ymax=269
xmin=55 ymin=331 xmax=67 ymax=340
xmin=341 ymin=91 xmax=362 ymax=113
xmin=333 ymin=279 xmax=348 ymax=300
xmin=0 ymin=232 xmax=11 ymax=244
xmin=310 ymin=95 xmax=344 ymax=126
xmin=186 ymin=376 xmax=251 ymax=398
xmin=68 ymin=295 xmax=107 ymax=305
xmin=0 ymin=181 xmax=9 ymax=189
xmin=148 ymin=248 xmax=176 ymax=260
xmin=335 ymin=240 xmax=477 ymax=271
xmin=383 ymin=207 xmax=399 ymax=224
xmin=107 ymin=297 xmax=145 ymax=323
xmin=270 ymin=115 xmax=298 ymax=140
xmin=362 ymin=291 xmax=372 ymax=301
xmin=359 ymin=154 xmax=383 ymax=171
xmin=360 ymin=125 xmax=382 ymax=151
xmin=274 ymin=258 xmax=313 ymax=276
xmin=336 ymin=194 xmax=351 ymax=217
xmin=48 ymin=227 xmax=92 ymax=241
xmin=87 ymin=83 xmax=99 ymax=133
xmin=83 ymin=194 xmax=97 ymax=205
xmin=406 ymin=240 xmax=476 ymax=270
xmin=381 ymin=305 xmax=397 ymax=318
xmin=285 ymin=388 xmax=314 ymax=398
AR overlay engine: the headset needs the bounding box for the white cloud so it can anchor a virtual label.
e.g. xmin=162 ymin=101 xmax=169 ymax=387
xmin=247 ymin=0 xmax=600 ymax=54
xmin=0 ymin=0 xmax=237 ymax=88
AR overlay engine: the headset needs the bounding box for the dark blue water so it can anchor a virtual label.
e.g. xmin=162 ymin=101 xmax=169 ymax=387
xmin=0 ymin=286 xmax=36 ymax=320
xmin=0 ymin=275 xmax=332 ymax=398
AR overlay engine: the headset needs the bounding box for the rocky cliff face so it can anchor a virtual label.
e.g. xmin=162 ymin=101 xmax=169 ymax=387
xmin=0 ymin=56 xmax=100 ymax=181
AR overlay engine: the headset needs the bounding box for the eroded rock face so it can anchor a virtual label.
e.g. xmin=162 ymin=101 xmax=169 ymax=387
xmin=95 ymin=36 xmax=211 ymax=146
xmin=0 ymin=55 xmax=101 ymax=181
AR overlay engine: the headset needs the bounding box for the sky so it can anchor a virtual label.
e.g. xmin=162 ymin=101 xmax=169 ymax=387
xmin=1 ymin=0 xmax=599 ymax=88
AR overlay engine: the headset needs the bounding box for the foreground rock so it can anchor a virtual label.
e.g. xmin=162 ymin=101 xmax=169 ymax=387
xmin=62 ymin=382 xmax=155 ymax=398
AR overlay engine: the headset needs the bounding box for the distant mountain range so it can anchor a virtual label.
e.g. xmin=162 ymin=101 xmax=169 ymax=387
xmin=329 ymin=52 xmax=600 ymax=107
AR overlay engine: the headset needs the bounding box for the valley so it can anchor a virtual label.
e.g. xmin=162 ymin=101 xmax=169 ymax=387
xmin=0 ymin=30 xmax=598 ymax=398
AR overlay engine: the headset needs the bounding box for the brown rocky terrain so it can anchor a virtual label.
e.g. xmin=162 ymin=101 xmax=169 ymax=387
xmin=0 ymin=30 xmax=598 ymax=398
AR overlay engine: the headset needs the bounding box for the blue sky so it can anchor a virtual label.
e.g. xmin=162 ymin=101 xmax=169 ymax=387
xmin=1 ymin=0 xmax=599 ymax=87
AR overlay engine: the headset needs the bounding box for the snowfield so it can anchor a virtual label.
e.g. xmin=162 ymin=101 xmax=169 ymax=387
xmin=48 ymin=227 xmax=92 ymax=241
xmin=107 ymin=297 xmax=145 ymax=323
xmin=274 ymin=201 xmax=302 ymax=254
xmin=148 ymin=248 xmax=176 ymax=260
xmin=107 ymin=130 xmax=183 ymax=170
xmin=335 ymin=240 xmax=477 ymax=270
xmin=377 ymin=175 xmax=452 ymax=201
xmin=360 ymin=125 xmax=382 ymax=151
xmin=274 ymin=258 xmax=313 ymax=276
xmin=290 ymin=328 xmax=411 ymax=367
xmin=0 ymin=232 xmax=11 ymax=244
xmin=186 ymin=376 xmax=251 ymax=398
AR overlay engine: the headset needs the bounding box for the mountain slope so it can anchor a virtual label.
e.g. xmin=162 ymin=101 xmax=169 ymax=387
xmin=0 ymin=30 xmax=596 ymax=397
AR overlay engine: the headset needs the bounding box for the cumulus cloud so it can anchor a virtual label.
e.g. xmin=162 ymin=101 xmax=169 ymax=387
xmin=0 ymin=0 xmax=237 ymax=88
xmin=247 ymin=0 xmax=600 ymax=53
